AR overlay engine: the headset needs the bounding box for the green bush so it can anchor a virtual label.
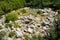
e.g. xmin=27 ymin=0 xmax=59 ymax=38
xmin=0 ymin=31 xmax=6 ymax=37
xmin=24 ymin=34 xmax=44 ymax=40
xmin=31 ymin=35 xmax=44 ymax=40
xmin=5 ymin=23 xmax=12 ymax=28
xmin=21 ymin=9 xmax=26 ymax=14
xmin=46 ymin=27 xmax=57 ymax=40
xmin=37 ymin=10 xmax=42 ymax=15
xmin=9 ymin=31 xmax=15 ymax=38
xmin=14 ymin=23 xmax=19 ymax=28
xmin=0 ymin=31 xmax=6 ymax=40
xmin=32 ymin=35 xmax=39 ymax=40
xmin=5 ymin=12 xmax=18 ymax=22
xmin=23 ymin=34 xmax=31 ymax=40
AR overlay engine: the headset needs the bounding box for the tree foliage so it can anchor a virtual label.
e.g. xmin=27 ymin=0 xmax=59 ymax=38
xmin=0 ymin=0 xmax=26 ymax=15
xmin=25 ymin=0 xmax=60 ymax=9
xmin=0 ymin=0 xmax=60 ymax=15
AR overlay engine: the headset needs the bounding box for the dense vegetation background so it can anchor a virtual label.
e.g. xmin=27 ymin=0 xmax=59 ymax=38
xmin=0 ymin=0 xmax=60 ymax=15
xmin=0 ymin=0 xmax=26 ymax=15
xmin=25 ymin=0 xmax=60 ymax=10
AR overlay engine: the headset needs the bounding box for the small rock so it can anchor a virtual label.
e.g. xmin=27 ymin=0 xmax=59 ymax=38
xmin=27 ymin=28 xmax=33 ymax=34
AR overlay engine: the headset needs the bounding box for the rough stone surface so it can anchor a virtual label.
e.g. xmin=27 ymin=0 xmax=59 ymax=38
xmin=0 ymin=8 xmax=57 ymax=40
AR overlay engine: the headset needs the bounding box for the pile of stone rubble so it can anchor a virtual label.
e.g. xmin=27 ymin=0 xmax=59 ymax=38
xmin=0 ymin=8 xmax=58 ymax=40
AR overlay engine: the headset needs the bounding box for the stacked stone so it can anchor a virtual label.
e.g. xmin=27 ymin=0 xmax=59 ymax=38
xmin=0 ymin=8 xmax=57 ymax=40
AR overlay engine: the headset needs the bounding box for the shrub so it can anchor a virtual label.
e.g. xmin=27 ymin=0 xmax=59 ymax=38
xmin=37 ymin=10 xmax=42 ymax=15
xmin=23 ymin=34 xmax=31 ymax=40
xmin=5 ymin=12 xmax=18 ymax=22
xmin=0 ymin=31 xmax=6 ymax=37
xmin=21 ymin=9 xmax=26 ymax=14
xmin=0 ymin=31 xmax=6 ymax=40
xmin=31 ymin=35 xmax=44 ymax=40
xmin=46 ymin=27 xmax=57 ymax=40
xmin=32 ymin=35 xmax=39 ymax=40
xmin=9 ymin=31 xmax=15 ymax=38
xmin=24 ymin=34 xmax=44 ymax=40
xmin=14 ymin=23 xmax=19 ymax=28
xmin=5 ymin=23 xmax=12 ymax=28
